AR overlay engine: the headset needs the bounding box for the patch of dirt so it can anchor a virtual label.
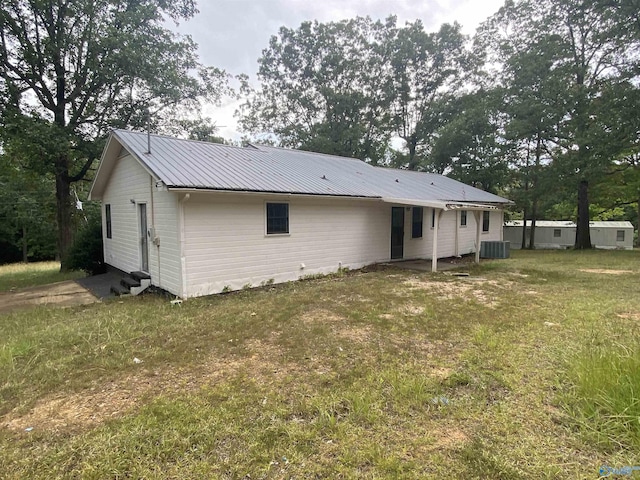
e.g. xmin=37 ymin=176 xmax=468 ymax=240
xmin=402 ymin=304 xmax=425 ymax=315
xmin=300 ymin=308 xmax=371 ymax=343
xmin=3 ymin=309 xmax=379 ymax=434
xmin=429 ymin=366 xmax=453 ymax=379
xmin=2 ymin=343 xmax=284 ymax=434
xmin=400 ymin=277 xmax=504 ymax=308
xmin=300 ymin=309 xmax=346 ymax=325
xmin=0 ymin=281 xmax=98 ymax=314
xmin=426 ymin=426 xmax=469 ymax=451
xmin=616 ymin=312 xmax=640 ymax=321
xmin=579 ymin=268 xmax=633 ymax=275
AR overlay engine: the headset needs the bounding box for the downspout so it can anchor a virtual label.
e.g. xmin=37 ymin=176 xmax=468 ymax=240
xmin=431 ymin=209 xmax=443 ymax=272
xmin=474 ymin=211 xmax=482 ymax=264
xmin=150 ymin=176 xmax=161 ymax=287
xmin=455 ymin=210 xmax=460 ymax=257
xmin=179 ymin=193 xmax=191 ymax=298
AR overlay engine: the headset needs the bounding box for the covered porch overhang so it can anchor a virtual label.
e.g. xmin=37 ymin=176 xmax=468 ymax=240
xmin=381 ymin=197 xmax=504 ymax=212
xmin=381 ymin=197 xmax=505 ymax=272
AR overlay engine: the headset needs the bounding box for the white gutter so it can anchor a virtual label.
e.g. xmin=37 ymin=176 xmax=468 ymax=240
xmin=381 ymin=197 xmax=505 ymax=211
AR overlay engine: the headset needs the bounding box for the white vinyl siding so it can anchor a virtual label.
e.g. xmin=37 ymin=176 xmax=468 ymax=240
xmin=181 ymin=194 xmax=504 ymax=297
xmin=405 ymin=209 xmax=502 ymax=260
xmin=183 ymin=194 xmax=390 ymax=297
xmin=101 ymin=153 xmax=182 ymax=296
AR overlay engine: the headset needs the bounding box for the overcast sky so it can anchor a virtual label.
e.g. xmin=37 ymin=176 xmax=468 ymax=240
xmin=173 ymin=0 xmax=506 ymax=140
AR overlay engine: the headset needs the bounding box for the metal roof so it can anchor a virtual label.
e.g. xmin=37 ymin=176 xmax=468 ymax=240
xmin=90 ymin=129 xmax=512 ymax=208
xmin=505 ymin=220 xmax=634 ymax=229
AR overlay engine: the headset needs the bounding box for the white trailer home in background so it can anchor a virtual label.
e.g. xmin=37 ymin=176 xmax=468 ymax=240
xmin=504 ymin=220 xmax=635 ymax=250
xmin=89 ymin=130 xmax=512 ymax=298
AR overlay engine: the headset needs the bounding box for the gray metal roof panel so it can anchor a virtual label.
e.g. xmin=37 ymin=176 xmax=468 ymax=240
xmin=112 ymin=130 xmax=512 ymax=204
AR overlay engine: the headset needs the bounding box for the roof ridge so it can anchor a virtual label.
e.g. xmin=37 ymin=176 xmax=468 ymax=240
xmin=113 ymin=129 xmax=256 ymax=153
xmin=249 ymin=143 xmax=373 ymax=165
xmin=372 ymin=166 xmax=439 ymax=176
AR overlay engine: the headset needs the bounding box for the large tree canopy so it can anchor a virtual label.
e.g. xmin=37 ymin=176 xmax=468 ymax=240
xmin=238 ymin=16 xmax=395 ymax=163
xmin=238 ymin=16 xmax=472 ymax=167
xmin=0 ymin=0 xmax=230 ymax=268
xmin=478 ymin=0 xmax=640 ymax=248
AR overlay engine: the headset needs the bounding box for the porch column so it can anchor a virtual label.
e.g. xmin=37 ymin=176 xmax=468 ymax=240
xmin=474 ymin=211 xmax=482 ymax=264
xmin=431 ymin=209 xmax=443 ymax=272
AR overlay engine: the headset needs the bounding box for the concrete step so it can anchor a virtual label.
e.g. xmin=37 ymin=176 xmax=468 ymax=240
xmin=121 ymin=277 xmax=141 ymax=289
xmin=110 ymin=283 xmax=130 ymax=296
xmin=131 ymin=271 xmax=151 ymax=281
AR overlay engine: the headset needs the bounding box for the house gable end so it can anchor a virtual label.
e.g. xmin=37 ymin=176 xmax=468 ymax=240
xmin=89 ymin=133 xmax=161 ymax=200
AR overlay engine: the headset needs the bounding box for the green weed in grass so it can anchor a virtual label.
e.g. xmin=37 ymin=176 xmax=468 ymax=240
xmin=564 ymin=340 xmax=640 ymax=450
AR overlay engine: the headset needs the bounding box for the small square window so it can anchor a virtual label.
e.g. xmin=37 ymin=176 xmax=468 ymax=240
xmin=105 ymin=204 xmax=112 ymax=239
xmin=617 ymin=230 xmax=625 ymax=242
xmin=482 ymin=211 xmax=490 ymax=232
xmin=553 ymin=229 xmax=561 ymax=238
xmin=266 ymin=203 xmax=289 ymax=234
xmin=412 ymin=207 xmax=423 ymax=238
xmin=460 ymin=210 xmax=467 ymax=227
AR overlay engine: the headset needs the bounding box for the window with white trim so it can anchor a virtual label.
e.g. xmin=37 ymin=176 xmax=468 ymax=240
xmin=482 ymin=211 xmax=490 ymax=232
xmin=460 ymin=210 xmax=467 ymax=227
xmin=617 ymin=230 xmax=625 ymax=242
xmin=266 ymin=203 xmax=289 ymax=234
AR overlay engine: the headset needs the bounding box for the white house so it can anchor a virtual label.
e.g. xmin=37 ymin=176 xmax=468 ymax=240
xmin=89 ymin=130 xmax=512 ymax=298
xmin=504 ymin=220 xmax=635 ymax=250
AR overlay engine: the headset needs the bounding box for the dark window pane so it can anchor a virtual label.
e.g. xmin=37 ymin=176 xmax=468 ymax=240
xmin=412 ymin=207 xmax=423 ymax=238
xmin=106 ymin=204 xmax=112 ymax=239
xmin=554 ymin=229 xmax=561 ymax=238
xmin=482 ymin=211 xmax=490 ymax=232
xmin=617 ymin=230 xmax=625 ymax=241
xmin=266 ymin=203 xmax=289 ymax=234
xmin=460 ymin=210 xmax=467 ymax=226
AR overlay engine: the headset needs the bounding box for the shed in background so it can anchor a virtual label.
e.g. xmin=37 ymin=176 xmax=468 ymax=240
xmin=504 ymin=220 xmax=635 ymax=250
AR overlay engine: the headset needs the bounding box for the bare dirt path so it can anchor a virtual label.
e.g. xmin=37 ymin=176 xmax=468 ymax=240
xmin=0 ymin=281 xmax=99 ymax=314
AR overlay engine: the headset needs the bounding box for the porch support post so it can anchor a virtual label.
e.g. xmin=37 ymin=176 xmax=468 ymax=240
xmin=431 ymin=209 xmax=443 ymax=272
xmin=474 ymin=210 xmax=482 ymax=264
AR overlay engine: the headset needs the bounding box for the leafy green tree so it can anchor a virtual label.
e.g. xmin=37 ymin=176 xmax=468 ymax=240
xmin=238 ymin=16 xmax=395 ymax=163
xmin=0 ymin=151 xmax=57 ymax=263
xmin=429 ymin=90 xmax=510 ymax=194
xmin=479 ymin=0 xmax=640 ymax=248
xmin=0 ymin=0 xmax=230 ymax=270
xmin=589 ymin=80 xmax=640 ymax=243
xmin=389 ymin=21 xmax=471 ymax=170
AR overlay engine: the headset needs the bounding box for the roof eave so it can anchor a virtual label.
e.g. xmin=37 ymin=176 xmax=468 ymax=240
xmin=88 ymin=133 xmax=120 ymax=201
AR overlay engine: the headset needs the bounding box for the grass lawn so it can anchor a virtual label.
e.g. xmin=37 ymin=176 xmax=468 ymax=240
xmin=0 ymin=262 xmax=85 ymax=292
xmin=1 ymin=250 xmax=639 ymax=478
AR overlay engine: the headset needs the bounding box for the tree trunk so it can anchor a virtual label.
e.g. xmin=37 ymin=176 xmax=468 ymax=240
xmin=521 ymin=208 xmax=527 ymax=249
xmin=575 ymin=180 xmax=592 ymax=249
xmin=407 ymin=139 xmax=418 ymax=170
xmin=637 ymin=195 xmax=640 ymax=247
xmin=529 ymin=212 xmax=537 ymax=249
xmin=529 ymin=130 xmax=541 ymax=250
xmin=22 ymin=226 xmax=28 ymax=263
xmin=55 ymin=164 xmax=74 ymax=271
